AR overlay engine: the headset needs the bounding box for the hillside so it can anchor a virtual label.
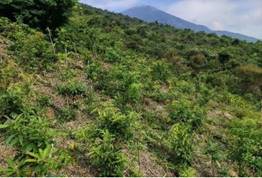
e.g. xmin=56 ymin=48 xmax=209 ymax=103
xmin=123 ymin=6 xmax=258 ymax=42
xmin=0 ymin=3 xmax=262 ymax=177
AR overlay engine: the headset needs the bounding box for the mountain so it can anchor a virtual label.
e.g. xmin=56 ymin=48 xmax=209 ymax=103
xmin=123 ymin=5 xmax=258 ymax=42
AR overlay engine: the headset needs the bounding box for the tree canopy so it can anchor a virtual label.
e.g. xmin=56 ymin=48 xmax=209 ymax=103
xmin=0 ymin=0 xmax=76 ymax=31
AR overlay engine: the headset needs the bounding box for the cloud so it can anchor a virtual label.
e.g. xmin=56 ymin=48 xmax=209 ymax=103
xmin=80 ymin=0 xmax=139 ymax=11
xmin=167 ymin=0 xmax=262 ymax=39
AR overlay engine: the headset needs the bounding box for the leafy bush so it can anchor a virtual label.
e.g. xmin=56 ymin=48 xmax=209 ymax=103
xmin=126 ymin=82 xmax=143 ymax=103
xmin=169 ymin=99 xmax=205 ymax=129
xmin=11 ymin=31 xmax=56 ymax=71
xmin=0 ymin=0 xmax=76 ymax=31
xmin=0 ymin=112 xmax=54 ymax=153
xmin=37 ymin=95 xmax=52 ymax=107
xmin=0 ymin=91 xmax=23 ymax=120
xmin=57 ymin=80 xmax=87 ymax=96
xmin=178 ymin=166 xmax=197 ymax=177
xmin=236 ymin=64 xmax=262 ymax=97
xmin=56 ymin=106 xmax=76 ymax=122
xmin=1 ymin=145 xmax=70 ymax=176
xmin=229 ymin=118 xmax=262 ymax=176
xmin=89 ymin=130 xmax=126 ymax=176
xmin=151 ymin=61 xmax=170 ymax=82
xmin=95 ymin=104 xmax=137 ymax=140
xmin=104 ymin=48 xmax=121 ymax=63
xmin=167 ymin=123 xmax=193 ymax=164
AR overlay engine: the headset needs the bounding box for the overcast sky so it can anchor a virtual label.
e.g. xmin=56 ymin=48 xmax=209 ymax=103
xmin=80 ymin=0 xmax=262 ymax=39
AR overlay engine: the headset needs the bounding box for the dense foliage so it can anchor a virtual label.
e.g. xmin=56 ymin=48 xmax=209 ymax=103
xmin=0 ymin=0 xmax=76 ymax=31
xmin=0 ymin=2 xmax=261 ymax=177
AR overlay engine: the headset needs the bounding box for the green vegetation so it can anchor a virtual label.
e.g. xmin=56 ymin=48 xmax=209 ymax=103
xmin=0 ymin=0 xmax=76 ymax=31
xmin=0 ymin=1 xmax=261 ymax=177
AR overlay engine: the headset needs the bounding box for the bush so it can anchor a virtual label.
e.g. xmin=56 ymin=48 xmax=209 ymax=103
xmin=1 ymin=145 xmax=70 ymax=176
xmin=230 ymin=118 xmax=262 ymax=176
xmin=236 ymin=64 xmax=262 ymax=97
xmin=56 ymin=106 xmax=76 ymax=122
xmin=0 ymin=112 xmax=54 ymax=153
xmin=37 ymin=95 xmax=52 ymax=107
xmin=0 ymin=0 xmax=76 ymax=31
xmin=169 ymin=99 xmax=205 ymax=129
xmin=57 ymin=80 xmax=87 ymax=96
xmin=104 ymin=48 xmax=121 ymax=63
xmin=126 ymin=82 xmax=143 ymax=103
xmin=178 ymin=166 xmax=197 ymax=177
xmin=0 ymin=91 xmax=23 ymax=120
xmin=167 ymin=123 xmax=193 ymax=164
xmin=95 ymin=104 xmax=137 ymax=140
xmin=11 ymin=31 xmax=56 ymax=71
xmin=89 ymin=130 xmax=126 ymax=176
xmin=151 ymin=61 xmax=170 ymax=82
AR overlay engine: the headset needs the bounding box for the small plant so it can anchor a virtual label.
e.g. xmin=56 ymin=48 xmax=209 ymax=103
xmin=0 ymin=91 xmax=23 ymax=120
xmin=229 ymin=118 xmax=262 ymax=176
xmin=126 ymin=82 xmax=143 ymax=103
xmin=56 ymin=106 xmax=76 ymax=122
xmin=37 ymin=95 xmax=52 ymax=107
xmin=89 ymin=130 xmax=126 ymax=176
xmin=169 ymin=99 xmax=205 ymax=129
xmin=167 ymin=123 xmax=193 ymax=164
xmin=0 ymin=112 xmax=54 ymax=152
xmin=204 ymin=139 xmax=224 ymax=176
xmin=94 ymin=104 xmax=137 ymax=140
xmin=23 ymin=145 xmax=70 ymax=176
xmin=12 ymin=31 xmax=56 ymax=71
xmin=57 ymin=80 xmax=87 ymax=96
xmin=0 ymin=145 xmax=71 ymax=176
xmin=105 ymin=48 xmax=121 ymax=63
xmin=85 ymin=62 xmax=104 ymax=81
xmin=151 ymin=61 xmax=170 ymax=82
xmin=178 ymin=165 xmax=197 ymax=177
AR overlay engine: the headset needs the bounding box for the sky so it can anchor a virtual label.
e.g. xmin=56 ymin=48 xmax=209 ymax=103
xmin=80 ymin=0 xmax=262 ymax=39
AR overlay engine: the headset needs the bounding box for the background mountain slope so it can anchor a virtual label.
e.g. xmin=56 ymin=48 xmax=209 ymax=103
xmin=123 ymin=6 xmax=258 ymax=42
xmin=0 ymin=2 xmax=261 ymax=177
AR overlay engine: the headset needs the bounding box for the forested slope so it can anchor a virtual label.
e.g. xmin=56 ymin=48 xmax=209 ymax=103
xmin=0 ymin=3 xmax=261 ymax=177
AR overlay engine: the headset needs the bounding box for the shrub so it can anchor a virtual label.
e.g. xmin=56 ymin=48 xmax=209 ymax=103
xmin=178 ymin=166 xmax=197 ymax=177
xmin=37 ymin=95 xmax=52 ymax=107
xmin=0 ymin=112 xmax=54 ymax=153
xmin=151 ymin=61 xmax=170 ymax=82
xmin=167 ymin=123 xmax=193 ymax=164
xmin=169 ymin=99 xmax=205 ymax=129
xmin=95 ymin=104 xmax=137 ymax=140
xmin=89 ymin=130 xmax=126 ymax=176
xmin=56 ymin=106 xmax=76 ymax=122
xmin=104 ymin=48 xmax=121 ymax=63
xmin=1 ymin=145 xmax=70 ymax=176
xmin=11 ymin=31 xmax=56 ymax=71
xmin=57 ymin=80 xmax=87 ymax=96
xmin=229 ymin=118 xmax=262 ymax=176
xmin=218 ymin=50 xmax=231 ymax=65
xmin=0 ymin=0 xmax=76 ymax=31
xmin=236 ymin=64 xmax=262 ymax=97
xmin=0 ymin=91 xmax=23 ymax=120
xmin=126 ymin=82 xmax=143 ymax=103
xmin=85 ymin=62 xmax=107 ymax=89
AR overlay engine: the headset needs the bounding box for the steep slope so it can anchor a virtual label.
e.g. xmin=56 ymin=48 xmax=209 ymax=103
xmin=0 ymin=3 xmax=261 ymax=177
xmin=123 ymin=6 xmax=258 ymax=42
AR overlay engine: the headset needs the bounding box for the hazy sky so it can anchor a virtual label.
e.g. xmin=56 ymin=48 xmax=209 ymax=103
xmin=80 ymin=0 xmax=262 ymax=39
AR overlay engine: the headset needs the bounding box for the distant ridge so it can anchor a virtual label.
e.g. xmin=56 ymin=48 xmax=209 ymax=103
xmin=123 ymin=5 xmax=258 ymax=42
